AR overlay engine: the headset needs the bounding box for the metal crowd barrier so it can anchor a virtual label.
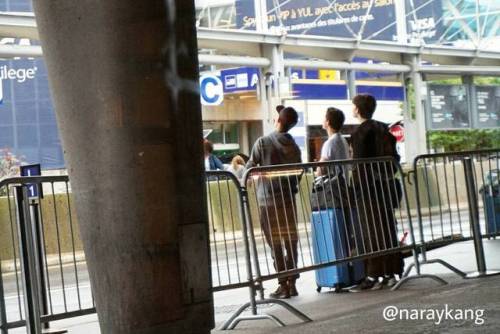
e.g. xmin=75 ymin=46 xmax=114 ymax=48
xmin=205 ymin=171 xmax=311 ymax=330
xmin=2 ymin=152 xmax=499 ymax=333
xmin=0 ymin=176 xmax=95 ymax=334
xmin=408 ymin=149 xmax=500 ymax=279
xmin=223 ymin=157 xmax=444 ymax=329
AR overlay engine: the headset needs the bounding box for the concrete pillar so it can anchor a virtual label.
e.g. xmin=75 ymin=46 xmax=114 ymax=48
xmin=405 ymin=55 xmax=428 ymax=161
xmin=262 ymin=44 xmax=284 ymax=135
xmin=32 ymin=1 xmax=213 ymax=333
xmin=346 ymin=70 xmax=357 ymax=99
xmin=239 ymin=122 xmax=250 ymax=155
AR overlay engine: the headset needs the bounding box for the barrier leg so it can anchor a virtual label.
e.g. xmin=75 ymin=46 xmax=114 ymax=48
xmin=0 ymin=261 xmax=7 ymax=334
xmin=463 ymin=158 xmax=500 ymax=278
xmin=219 ymin=296 xmax=312 ymax=330
xmin=392 ymin=274 xmax=447 ymax=291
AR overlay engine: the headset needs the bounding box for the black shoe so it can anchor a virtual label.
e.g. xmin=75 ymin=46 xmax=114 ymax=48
xmin=269 ymin=284 xmax=290 ymax=299
xmin=349 ymin=278 xmax=376 ymax=293
xmin=289 ymin=282 xmax=298 ymax=297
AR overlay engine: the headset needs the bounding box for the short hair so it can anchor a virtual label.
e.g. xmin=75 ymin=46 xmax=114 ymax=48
xmin=352 ymin=94 xmax=377 ymax=119
xmin=278 ymin=107 xmax=299 ymax=132
xmin=325 ymin=107 xmax=345 ymax=131
xmin=276 ymin=105 xmax=285 ymax=113
xmin=203 ymin=139 xmax=214 ymax=154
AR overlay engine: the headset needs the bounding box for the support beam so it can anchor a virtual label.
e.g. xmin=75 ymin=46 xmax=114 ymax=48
xmin=32 ymin=1 xmax=213 ymax=333
xmin=198 ymin=54 xmax=270 ymax=67
xmin=419 ymin=65 xmax=500 ymax=75
xmin=284 ymin=59 xmax=411 ymax=73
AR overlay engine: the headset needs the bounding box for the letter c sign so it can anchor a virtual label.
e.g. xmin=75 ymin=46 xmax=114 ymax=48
xmin=200 ymin=75 xmax=224 ymax=106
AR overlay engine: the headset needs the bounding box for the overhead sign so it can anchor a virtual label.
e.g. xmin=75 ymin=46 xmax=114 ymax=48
xmin=405 ymin=0 xmax=445 ymax=44
xmin=236 ymin=0 xmax=398 ymax=41
xmin=20 ymin=164 xmax=42 ymax=199
xmin=220 ymin=67 xmax=259 ymax=93
xmin=427 ymin=85 xmax=470 ymax=130
xmin=475 ymin=86 xmax=500 ymax=128
xmin=199 ymin=75 xmax=224 ymax=106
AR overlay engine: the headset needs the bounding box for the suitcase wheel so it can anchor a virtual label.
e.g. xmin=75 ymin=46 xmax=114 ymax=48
xmin=316 ymin=286 xmax=322 ymax=293
xmin=334 ymin=284 xmax=343 ymax=293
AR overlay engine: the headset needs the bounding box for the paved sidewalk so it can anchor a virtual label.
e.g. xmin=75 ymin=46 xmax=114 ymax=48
xmin=32 ymin=239 xmax=500 ymax=334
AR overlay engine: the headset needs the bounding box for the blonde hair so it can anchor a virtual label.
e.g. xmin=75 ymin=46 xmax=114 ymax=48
xmin=231 ymin=155 xmax=245 ymax=170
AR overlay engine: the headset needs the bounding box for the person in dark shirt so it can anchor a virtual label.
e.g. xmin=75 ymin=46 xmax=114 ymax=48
xmin=246 ymin=107 xmax=302 ymax=299
xmin=348 ymin=94 xmax=404 ymax=292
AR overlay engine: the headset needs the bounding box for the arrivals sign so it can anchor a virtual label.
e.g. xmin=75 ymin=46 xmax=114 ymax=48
xmin=236 ymin=0 xmax=398 ymax=41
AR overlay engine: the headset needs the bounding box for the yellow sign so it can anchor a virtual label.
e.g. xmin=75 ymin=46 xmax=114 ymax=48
xmin=319 ymin=69 xmax=339 ymax=81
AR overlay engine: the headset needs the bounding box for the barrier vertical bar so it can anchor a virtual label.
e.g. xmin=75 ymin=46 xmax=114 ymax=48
xmin=0 ymin=260 xmax=7 ymax=334
xmin=463 ymin=158 xmax=500 ymax=278
xmin=31 ymin=201 xmax=50 ymax=329
xmin=15 ymin=186 xmax=42 ymax=334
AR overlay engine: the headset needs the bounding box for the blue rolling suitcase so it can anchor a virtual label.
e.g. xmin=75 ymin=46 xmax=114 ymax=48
xmin=311 ymin=208 xmax=365 ymax=292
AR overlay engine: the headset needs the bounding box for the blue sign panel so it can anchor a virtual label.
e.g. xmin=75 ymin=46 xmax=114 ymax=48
xmin=220 ymin=67 xmax=259 ymax=93
xmin=236 ymin=0 xmax=398 ymax=41
xmin=292 ymin=83 xmax=348 ymax=100
xmin=406 ymin=0 xmax=445 ymax=44
xmin=20 ymin=164 xmax=42 ymax=198
xmin=0 ymin=57 xmax=65 ymax=169
xmin=356 ymin=85 xmax=405 ymax=101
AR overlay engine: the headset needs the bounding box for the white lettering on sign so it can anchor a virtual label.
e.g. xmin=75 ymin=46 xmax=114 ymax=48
xmin=0 ymin=65 xmax=38 ymax=83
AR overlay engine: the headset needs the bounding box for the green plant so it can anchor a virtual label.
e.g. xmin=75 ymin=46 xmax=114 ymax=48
xmin=427 ymin=129 xmax=500 ymax=152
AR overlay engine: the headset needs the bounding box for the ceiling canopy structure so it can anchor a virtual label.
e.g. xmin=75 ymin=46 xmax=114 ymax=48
xmin=0 ymin=0 xmax=499 ymax=72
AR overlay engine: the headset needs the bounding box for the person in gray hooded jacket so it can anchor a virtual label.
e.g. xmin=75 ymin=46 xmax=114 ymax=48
xmin=246 ymin=106 xmax=302 ymax=299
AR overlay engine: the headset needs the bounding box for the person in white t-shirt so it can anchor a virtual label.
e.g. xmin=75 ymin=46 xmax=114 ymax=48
xmin=316 ymin=107 xmax=350 ymax=176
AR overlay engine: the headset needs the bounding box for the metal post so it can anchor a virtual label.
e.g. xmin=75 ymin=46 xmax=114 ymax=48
xmin=239 ymin=189 xmax=257 ymax=315
xmin=346 ymin=70 xmax=356 ymax=99
xmin=394 ymin=0 xmax=408 ymax=44
xmin=15 ymin=186 xmax=42 ymax=334
xmin=462 ymin=75 xmax=477 ymax=129
xmin=31 ymin=201 xmax=50 ymax=329
xmin=254 ymin=0 xmax=268 ymax=33
xmin=463 ymin=158 xmax=500 ymax=278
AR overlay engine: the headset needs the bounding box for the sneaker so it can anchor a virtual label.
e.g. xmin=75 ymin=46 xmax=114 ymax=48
xmin=386 ymin=277 xmax=398 ymax=288
xmin=348 ymin=278 xmax=376 ymax=292
xmin=370 ymin=279 xmax=385 ymax=291
xmin=289 ymin=282 xmax=299 ymax=297
xmin=269 ymin=284 xmax=290 ymax=299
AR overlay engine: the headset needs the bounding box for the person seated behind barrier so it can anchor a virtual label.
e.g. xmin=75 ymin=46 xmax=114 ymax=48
xmin=227 ymin=155 xmax=246 ymax=181
xmin=316 ymin=107 xmax=350 ymax=177
xmin=246 ymin=106 xmax=302 ymax=299
xmin=348 ymin=94 xmax=404 ymax=292
xmin=204 ymin=139 xmax=224 ymax=171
